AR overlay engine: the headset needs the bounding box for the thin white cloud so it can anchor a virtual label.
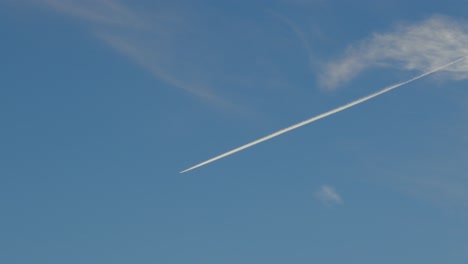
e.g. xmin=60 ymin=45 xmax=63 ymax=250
xmin=268 ymin=10 xmax=318 ymax=73
xmin=31 ymin=0 xmax=246 ymax=111
xmin=97 ymin=32 xmax=244 ymax=112
xmin=381 ymin=165 xmax=468 ymax=209
xmin=315 ymin=185 xmax=343 ymax=206
xmin=411 ymin=176 xmax=468 ymax=207
xmin=320 ymin=15 xmax=468 ymax=90
xmin=41 ymin=0 xmax=146 ymax=28
xmin=31 ymin=0 xmax=308 ymax=114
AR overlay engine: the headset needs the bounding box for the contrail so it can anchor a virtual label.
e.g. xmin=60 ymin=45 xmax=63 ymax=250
xmin=180 ymin=56 xmax=466 ymax=173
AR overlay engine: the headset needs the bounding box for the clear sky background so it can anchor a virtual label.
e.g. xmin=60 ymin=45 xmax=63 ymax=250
xmin=1 ymin=0 xmax=468 ymax=263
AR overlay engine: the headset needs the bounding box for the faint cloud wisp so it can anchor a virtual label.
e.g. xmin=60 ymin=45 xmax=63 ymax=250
xmin=320 ymin=15 xmax=468 ymax=90
xmin=268 ymin=10 xmax=318 ymax=73
xmin=34 ymin=0 xmax=245 ymax=111
xmin=41 ymin=0 xmax=146 ymax=27
xmin=315 ymin=185 xmax=343 ymax=206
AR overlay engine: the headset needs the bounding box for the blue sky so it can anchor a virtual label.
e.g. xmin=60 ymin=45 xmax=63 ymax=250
xmin=1 ymin=0 xmax=468 ymax=263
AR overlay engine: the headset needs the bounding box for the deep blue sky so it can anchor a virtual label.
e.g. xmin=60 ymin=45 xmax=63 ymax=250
xmin=1 ymin=1 xmax=468 ymax=263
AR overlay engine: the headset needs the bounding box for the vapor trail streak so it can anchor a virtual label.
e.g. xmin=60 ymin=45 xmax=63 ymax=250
xmin=180 ymin=57 xmax=465 ymax=173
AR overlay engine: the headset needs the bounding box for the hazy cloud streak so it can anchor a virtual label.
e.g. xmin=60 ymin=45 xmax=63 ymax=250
xmin=315 ymin=185 xmax=343 ymax=205
xmin=35 ymin=0 xmax=242 ymax=109
xmin=320 ymin=15 xmax=468 ymax=90
xmin=41 ymin=0 xmax=146 ymax=27
xmin=269 ymin=11 xmax=317 ymax=72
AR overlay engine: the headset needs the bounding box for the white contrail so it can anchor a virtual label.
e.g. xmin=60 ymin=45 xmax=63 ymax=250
xmin=180 ymin=57 xmax=466 ymax=173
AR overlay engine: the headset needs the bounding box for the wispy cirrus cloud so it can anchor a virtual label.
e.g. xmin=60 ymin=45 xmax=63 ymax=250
xmin=408 ymin=175 xmax=468 ymax=207
xmin=96 ymin=32 xmax=243 ymax=112
xmin=40 ymin=0 xmax=146 ymax=28
xmin=320 ymin=15 xmax=468 ymax=90
xmin=30 ymin=0 xmax=251 ymax=111
xmin=315 ymin=185 xmax=343 ymax=206
xmin=381 ymin=159 xmax=468 ymax=209
xmin=268 ymin=10 xmax=318 ymax=73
